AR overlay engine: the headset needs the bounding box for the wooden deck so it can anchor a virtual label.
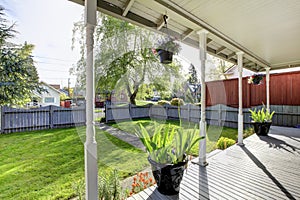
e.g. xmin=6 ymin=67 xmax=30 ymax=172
xmin=127 ymin=126 xmax=300 ymax=200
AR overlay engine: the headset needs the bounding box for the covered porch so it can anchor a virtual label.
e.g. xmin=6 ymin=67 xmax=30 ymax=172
xmin=128 ymin=126 xmax=300 ymax=199
xmin=69 ymin=0 xmax=300 ymax=199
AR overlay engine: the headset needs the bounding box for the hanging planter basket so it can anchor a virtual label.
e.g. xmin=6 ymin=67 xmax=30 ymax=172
xmin=248 ymin=74 xmax=264 ymax=85
xmin=157 ymin=49 xmax=173 ymax=64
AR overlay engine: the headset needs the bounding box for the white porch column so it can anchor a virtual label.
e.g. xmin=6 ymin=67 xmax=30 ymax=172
xmin=236 ymin=52 xmax=244 ymax=146
xmin=197 ymin=29 xmax=209 ymax=166
xmin=266 ymin=67 xmax=270 ymax=113
xmin=85 ymin=0 xmax=98 ymax=199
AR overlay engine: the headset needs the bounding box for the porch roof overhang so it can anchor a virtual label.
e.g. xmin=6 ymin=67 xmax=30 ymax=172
xmin=70 ymin=0 xmax=300 ymax=72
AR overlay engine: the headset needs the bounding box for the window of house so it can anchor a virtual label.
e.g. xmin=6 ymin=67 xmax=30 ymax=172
xmin=44 ymin=97 xmax=55 ymax=103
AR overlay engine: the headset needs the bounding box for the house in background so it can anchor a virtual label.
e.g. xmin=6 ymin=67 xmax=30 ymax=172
xmin=27 ymin=82 xmax=61 ymax=107
xmin=224 ymin=65 xmax=254 ymax=79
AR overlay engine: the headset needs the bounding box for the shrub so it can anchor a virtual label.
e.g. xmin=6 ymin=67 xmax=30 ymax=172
xmin=73 ymin=169 xmax=125 ymax=200
xmin=170 ymin=98 xmax=184 ymax=106
xmin=243 ymin=127 xmax=255 ymax=138
xmin=216 ymin=137 xmax=236 ymax=150
xmin=157 ymin=100 xmax=170 ymax=106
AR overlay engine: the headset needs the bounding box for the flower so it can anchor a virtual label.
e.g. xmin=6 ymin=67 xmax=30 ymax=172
xmin=156 ymin=37 xmax=181 ymax=55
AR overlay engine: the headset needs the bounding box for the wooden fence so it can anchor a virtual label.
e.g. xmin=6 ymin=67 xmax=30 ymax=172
xmin=206 ymin=71 xmax=300 ymax=107
xmin=106 ymin=104 xmax=300 ymax=128
xmin=0 ymin=106 xmax=86 ymax=133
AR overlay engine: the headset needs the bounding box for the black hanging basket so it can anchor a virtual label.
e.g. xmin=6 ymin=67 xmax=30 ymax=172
xmin=148 ymin=156 xmax=187 ymax=195
xmin=157 ymin=49 xmax=173 ymax=64
xmin=252 ymin=75 xmax=264 ymax=85
xmin=251 ymin=121 xmax=272 ymax=136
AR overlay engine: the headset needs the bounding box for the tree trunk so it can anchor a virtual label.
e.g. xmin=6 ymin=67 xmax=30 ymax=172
xmin=130 ymin=89 xmax=138 ymax=105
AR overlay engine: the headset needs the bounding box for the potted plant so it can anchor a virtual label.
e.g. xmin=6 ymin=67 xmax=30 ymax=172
xmin=135 ymin=122 xmax=202 ymax=195
xmin=155 ymin=37 xmax=181 ymax=64
xmin=249 ymin=107 xmax=275 ymax=135
xmin=248 ymin=74 xmax=264 ymax=85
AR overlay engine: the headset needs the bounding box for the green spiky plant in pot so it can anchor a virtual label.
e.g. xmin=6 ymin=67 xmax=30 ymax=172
xmin=249 ymin=107 xmax=275 ymax=135
xmin=135 ymin=122 xmax=203 ymax=195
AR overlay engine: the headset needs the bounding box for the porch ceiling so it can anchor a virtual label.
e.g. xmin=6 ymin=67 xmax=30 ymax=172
xmin=70 ymin=0 xmax=300 ymax=72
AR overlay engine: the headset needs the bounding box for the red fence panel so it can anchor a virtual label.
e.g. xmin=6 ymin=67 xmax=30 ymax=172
xmin=206 ymin=71 xmax=300 ymax=107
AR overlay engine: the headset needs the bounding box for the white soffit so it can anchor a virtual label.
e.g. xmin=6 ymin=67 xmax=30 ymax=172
xmin=69 ymin=0 xmax=300 ymax=70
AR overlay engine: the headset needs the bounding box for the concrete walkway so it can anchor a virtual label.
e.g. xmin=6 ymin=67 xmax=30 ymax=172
xmin=98 ymin=123 xmax=145 ymax=151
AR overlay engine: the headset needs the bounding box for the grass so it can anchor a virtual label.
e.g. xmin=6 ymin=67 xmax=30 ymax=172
xmin=0 ymin=127 xmax=149 ymax=200
xmin=110 ymin=119 xmax=238 ymax=154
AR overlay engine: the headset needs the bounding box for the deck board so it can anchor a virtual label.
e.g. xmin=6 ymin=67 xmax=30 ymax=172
xmin=128 ymin=126 xmax=300 ymax=199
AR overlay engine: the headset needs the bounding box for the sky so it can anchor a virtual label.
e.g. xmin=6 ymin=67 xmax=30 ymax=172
xmin=1 ymin=0 xmax=208 ymax=89
xmin=2 ymin=0 xmax=83 ymax=88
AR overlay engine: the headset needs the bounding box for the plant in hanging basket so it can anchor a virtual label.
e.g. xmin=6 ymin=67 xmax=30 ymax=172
xmin=248 ymin=74 xmax=264 ymax=85
xmin=135 ymin=122 xmax=203 ymax=195
xmin=155 ymin=37 xmax=181 ymax=64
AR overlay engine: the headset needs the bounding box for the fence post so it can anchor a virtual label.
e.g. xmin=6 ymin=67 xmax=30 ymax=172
xmin=187 ymin=104 xmax=191 ymax=122
xmin=49 ymin=106 xmax=54 ymax=129
xmin=218 ymin=104 xmax=222 ymax=126
xmin=0 ymin=106 xmax=4 ymax=133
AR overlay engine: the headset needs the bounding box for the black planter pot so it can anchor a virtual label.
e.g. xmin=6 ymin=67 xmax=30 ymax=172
xmin=148 ymin=157 xmax=187 ymax=195
xmin=251 ymin=121 xmax=272 ymax=136
xmin=157 ymin=49 xmax=173 ymax=64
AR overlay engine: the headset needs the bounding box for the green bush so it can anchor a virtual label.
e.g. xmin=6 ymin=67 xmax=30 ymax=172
xmin=157 ymin=100 xmax=170 ymax=106
xmin=73 ymin=169 xmax=126 ymax=200
xmin=216 ymin=137 xmax=236 ymax=150
xmin=243 ymin=127 xmax=255 ymax=138
xmin=170 ymin=98 xmax=184 ymax=106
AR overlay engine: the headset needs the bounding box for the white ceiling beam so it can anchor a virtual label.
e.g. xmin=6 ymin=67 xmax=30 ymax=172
xmin=181 ymin=29 xmax=194 ymax=41
xmin=227 ymin=52 xmax=236 ymax=60
xmin=216 ymin=46 xmax=226 ymax=55
xmin=122 ymin=0 xmax=135 ymax=17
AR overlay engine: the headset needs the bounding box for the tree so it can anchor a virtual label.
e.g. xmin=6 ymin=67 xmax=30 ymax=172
xmin=187 ymin=64 xmax=198 ymax=84
xmin=72 ymin=14 xmax=182 ymax=104
xmin=0 ymin=6 xmax=42 ymax=106
xmin=207 ymin=57 xmax=232 ymax=80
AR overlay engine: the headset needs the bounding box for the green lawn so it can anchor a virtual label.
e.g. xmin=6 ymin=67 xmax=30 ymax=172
xmin=110 ymin=119 xmax=238 ymax=154
xmin=0 ymin=127 xmax=149 ymax=200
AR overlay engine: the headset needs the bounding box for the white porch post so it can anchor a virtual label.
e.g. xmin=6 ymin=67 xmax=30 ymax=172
xmin=236 ymin=52 xmax=244 ymax=146
xmin=266 ymin=67 xmax=270 ymax=113
xmin=197 ymin=30 xmax=209 ymax=166
xmin=85 ymin=0 xmax=98 ymax=199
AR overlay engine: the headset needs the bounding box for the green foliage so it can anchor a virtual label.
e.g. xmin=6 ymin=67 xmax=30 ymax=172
xmin=60 ymin=92 xmax=69 ymax=101
xmin=170 ymin=98 xmax=184 ymax=106
xmin=73 ymin=169 xmax=126 ymax=200
xmin=0 ymin=7 xmax=42 ymax=106
xmin=157 ymin=100 xmax=170 ymax=106
xmin=216 ymin=137 xmax=236 ymax=150
xmin=72 ymin=14 xmax=182 ymax=105
xmin=156 ymin=37 xmax=181 ymax=54
xmin=249 ymin=107 xmax=275 ymax=122
xmin=135 ymin=122 xmax=203 ymax=164
xmin=243 ymin=127 xmax=255 ymax=138
xmin=136 ymin=84 xmax=154 ymax=100
xmin=188 ymin=64 xmax=198 ymax=84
